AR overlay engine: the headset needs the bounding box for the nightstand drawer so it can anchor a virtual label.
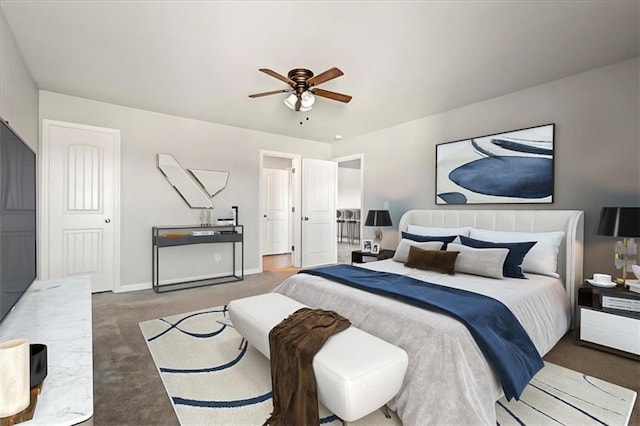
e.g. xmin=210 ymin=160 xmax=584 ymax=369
xmin=580 ymin=308 xmax=640 ymax=355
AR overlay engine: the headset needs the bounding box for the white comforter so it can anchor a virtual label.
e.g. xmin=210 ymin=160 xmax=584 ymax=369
xmin=273 ymin=260 xmax=571 ymax=425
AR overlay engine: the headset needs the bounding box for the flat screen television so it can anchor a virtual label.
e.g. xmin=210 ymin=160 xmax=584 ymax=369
xmin=0 ymin=118 xmax=37 ymax=324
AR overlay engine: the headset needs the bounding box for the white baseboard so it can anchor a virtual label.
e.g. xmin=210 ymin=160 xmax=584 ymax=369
xmin=114 ymin=282 xmax=150 ymax=293
xmin=114 ymin=267 xmax=262 ymax=293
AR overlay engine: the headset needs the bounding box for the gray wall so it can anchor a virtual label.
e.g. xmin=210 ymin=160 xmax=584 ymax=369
xmin=338 ymin=167 xmax=361 ymax=209
xmin=39 ymin=91 xmax=331 ymax=291
xmin=333 ymin=58 xmax=640 ymax=281
xmin=0 ymin=8 xmax=38 ymax=149
xmin=263 ymin=156 xmax=292 ymax=170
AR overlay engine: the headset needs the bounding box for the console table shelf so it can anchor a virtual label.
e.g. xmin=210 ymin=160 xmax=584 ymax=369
xmin=152 ymin=225 xmax=244 ymax=293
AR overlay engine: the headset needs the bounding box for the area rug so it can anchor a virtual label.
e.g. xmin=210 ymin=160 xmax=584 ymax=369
xmin=139 ymin=306 xmax=636 ymax=425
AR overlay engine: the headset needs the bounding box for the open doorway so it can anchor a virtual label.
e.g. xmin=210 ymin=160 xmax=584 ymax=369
xmin=335 ymin=154 xmax=364 ymax=264
xmin=260 ymin=151 xmax=301 ymax=272
xmin=260 ymin=151 xmax=339 ymax=271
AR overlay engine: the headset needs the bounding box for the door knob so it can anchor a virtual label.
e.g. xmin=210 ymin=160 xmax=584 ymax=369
xmin=263 ymin=214 xmax=267 ymax=218
xmin=105 ymin=218 xmax=111 ymax=223
xmin=303 ymin=217 xmax=309 ymax=221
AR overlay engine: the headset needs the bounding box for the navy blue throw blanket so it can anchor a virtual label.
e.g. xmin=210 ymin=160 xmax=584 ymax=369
xmin=299 ymin=264 xmax=543 ymax=400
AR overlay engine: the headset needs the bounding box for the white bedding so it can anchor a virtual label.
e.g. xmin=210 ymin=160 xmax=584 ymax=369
xmin=273 ymin=260 xmax=571 ymax=425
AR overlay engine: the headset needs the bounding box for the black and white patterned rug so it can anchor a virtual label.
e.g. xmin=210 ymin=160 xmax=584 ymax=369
xmin=140 ymin=306 xmax=636 ymax=425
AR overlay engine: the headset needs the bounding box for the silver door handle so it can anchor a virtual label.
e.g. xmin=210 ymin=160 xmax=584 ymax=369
xmin=105 ymin=219 xmax=111 ymax=223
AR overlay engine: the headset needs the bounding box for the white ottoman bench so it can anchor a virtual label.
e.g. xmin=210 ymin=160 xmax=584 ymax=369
xmin=228 ymin=292 xmax=408 ymax=423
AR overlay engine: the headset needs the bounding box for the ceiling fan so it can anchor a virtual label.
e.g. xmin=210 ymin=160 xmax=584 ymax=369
xmin=249 ymin=67 xmax=352 ymax=112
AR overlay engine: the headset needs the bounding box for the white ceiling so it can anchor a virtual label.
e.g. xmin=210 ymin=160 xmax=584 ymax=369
xmin=2 ymin=1 xmax=638 ymax=143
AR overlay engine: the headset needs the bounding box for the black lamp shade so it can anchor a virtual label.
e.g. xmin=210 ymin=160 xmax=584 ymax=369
xmin=597 ymin=207 xmax=640 ymax=237
xmin=365 ymin=210 xmax=392 ymax=227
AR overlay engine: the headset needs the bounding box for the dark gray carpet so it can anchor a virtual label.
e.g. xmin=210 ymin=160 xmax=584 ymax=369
xmin=92 ymin=271 xmax=294 ymax=426
xmin=92 ymin=271 xmax=639 ymax=425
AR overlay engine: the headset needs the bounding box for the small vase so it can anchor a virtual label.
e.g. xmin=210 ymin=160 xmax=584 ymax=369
xmin=30 ymin=343 xmax=48 ymax=389
xmin=0 ymin=338 xmax=30 ymax=417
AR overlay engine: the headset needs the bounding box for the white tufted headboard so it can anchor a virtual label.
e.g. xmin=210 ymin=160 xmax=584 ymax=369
xmin=398 ymin=210 xmax=584 ymax=312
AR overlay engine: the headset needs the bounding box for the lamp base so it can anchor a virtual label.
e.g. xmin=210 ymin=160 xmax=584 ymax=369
xmin=615 ymin=238 xmax=637 ymax=287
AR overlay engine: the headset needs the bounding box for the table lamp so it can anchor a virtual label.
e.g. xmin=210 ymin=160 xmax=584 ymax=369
xmin=365 ymin=210 xmax=392 ymax=243
xmin=597 ymin=207 xmax=640 ymax=284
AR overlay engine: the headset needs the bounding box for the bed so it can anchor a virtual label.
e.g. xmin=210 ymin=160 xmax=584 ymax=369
xmin=273 ymin=209 xmax=584 ymax=425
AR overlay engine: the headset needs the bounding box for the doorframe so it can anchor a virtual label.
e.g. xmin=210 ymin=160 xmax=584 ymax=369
xmin=39 ymin=119 xmax=122 ymax=291
xmin=332 ymin=153 xmax=365 ymax=247
xmin=259 ymin=150 xmax=301 ymax=270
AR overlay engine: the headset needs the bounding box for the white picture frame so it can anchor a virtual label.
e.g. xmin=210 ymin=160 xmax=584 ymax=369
xmin=362 ymin=239 xmax=373 ymax=253
xmin=435 ymin=123 xmax=555 ymax=204
xmin=371 ymin=242 xmax=381 ymax=254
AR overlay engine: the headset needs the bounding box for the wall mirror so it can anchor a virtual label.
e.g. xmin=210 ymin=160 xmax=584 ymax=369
xmin=157 ymin=154 xmax=216 ymax=208
xmin=188 ymin=169 xmax=229 ymax=197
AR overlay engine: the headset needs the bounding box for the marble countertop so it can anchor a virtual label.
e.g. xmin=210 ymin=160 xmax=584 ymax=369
xmin=0 ymin=277 xmax=93 ymax=425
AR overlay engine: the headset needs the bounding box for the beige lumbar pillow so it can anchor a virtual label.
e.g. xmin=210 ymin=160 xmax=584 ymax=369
xmin=447 ymin=243 xmax=509 ymax=279
xmin=393 ymin=239 xmax=444 ymax=263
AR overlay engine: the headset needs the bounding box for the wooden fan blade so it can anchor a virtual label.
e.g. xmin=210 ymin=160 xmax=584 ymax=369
xmin=310 ymin=88 xmax=352 ymax=103
xmin=307 ymin=67 xmax=343 ymax=87
xmin=259 ymin=68 xmax=296 ymax=87
xmin=248 ymin=89 xmax=290 ymax=98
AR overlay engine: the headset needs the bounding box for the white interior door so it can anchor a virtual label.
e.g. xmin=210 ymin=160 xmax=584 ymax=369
xmin=262 ymin=168 xmax=290 ymax=255
xmin=41 ymin=120 xmax=120 ymax=293
xmin=301 ymin=158 xmax=337 ymax=267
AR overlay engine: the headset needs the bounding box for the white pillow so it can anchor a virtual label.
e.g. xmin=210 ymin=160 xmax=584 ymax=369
xmin=407 ymin=225 xmax=471 ymax=237
xmin=393 ymin=239 xmax=443 ymax=263
xmin=447 ymin=243 xmax=508 ymax=279
xmin=468 ymin=228 xmax=565 ymax=277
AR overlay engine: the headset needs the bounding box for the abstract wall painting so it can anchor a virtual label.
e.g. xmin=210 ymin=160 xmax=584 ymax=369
xmin=436 ymin=124 xmax=555 ymax=205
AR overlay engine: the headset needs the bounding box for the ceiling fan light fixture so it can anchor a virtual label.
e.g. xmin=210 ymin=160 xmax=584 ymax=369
xmin=283 ymin=93 xmax=298 ymax=110
xmin=300 ymin=91 xmax=315 ymax=108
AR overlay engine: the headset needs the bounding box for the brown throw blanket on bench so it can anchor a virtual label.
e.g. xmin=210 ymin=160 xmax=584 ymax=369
xmin=263 ymin=308 xmax=351 ymax=426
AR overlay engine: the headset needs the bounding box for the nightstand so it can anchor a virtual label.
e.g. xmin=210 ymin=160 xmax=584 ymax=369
xmin=351 ymin=249 xmax=395 ymax=264
xmin=577 ymin=284 xmax=640 ymax=359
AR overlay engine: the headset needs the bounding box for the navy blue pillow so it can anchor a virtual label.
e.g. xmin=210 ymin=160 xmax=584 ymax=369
xmin=459 ymin=235 xmax=536 ymax=279
xmin=401 ymin=232 xmax=457 ymax=249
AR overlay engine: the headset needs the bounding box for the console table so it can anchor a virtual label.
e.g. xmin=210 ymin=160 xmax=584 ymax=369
xmin=152 ymin=225 xmax=244 ymax=293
